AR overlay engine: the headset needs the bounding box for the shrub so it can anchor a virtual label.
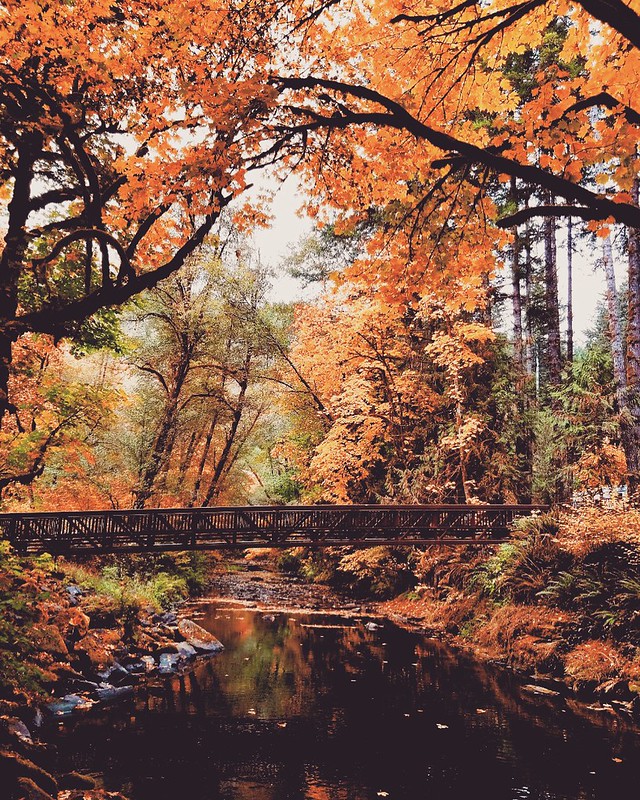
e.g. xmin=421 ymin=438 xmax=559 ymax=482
xmin=333 ymin=546 xmax=416 ymax=599
xmin=472 ymin=528 xmax=572 ymax=603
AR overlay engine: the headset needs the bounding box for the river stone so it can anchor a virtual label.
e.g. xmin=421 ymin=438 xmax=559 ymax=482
xmin=0 ymin=716 xmax=33 ymax=746
xmin=65 ymin=585 xmax=83 ymax=605
xmin=45 ymin=694 xmax=95 ymax=717
xmin=175 ymin=641 xmax=197 ymax=660
xmin=141 ymin=655 xmax=157 ymax=672
xmin=177 ymin=619 xmax=224 ymax=654
xmin=158 ymin=653 xmax=181 ymax=674
xmin=99 ymin=662 xmax=137 ymax=687
xmin=93 ymin=684 xmax=134 ymax=704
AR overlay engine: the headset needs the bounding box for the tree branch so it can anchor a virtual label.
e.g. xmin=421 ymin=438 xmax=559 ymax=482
xmin=274 ymin=76 xmax=640 ymax=228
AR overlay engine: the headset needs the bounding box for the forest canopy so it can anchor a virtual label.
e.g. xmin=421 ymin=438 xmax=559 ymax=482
xmin=0 ymin=0 xmax=639 ymax=505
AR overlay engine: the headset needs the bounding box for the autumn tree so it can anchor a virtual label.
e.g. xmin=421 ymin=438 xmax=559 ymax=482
xmin=0 ymin=0 xmax=336 ymax=491
xmin=265 ymin=0 xmax=640 ymax=488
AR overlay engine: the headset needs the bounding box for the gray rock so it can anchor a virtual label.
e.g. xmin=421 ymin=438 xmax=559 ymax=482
xmin=98 ymin=662 xmax=137 ymax=687
xmin=141 ymin=655 xmax=157 ymax=672
xmin=158 ymin=653 xmax=181 ymax=674
xmin=93 ymin=684 xmax=134 ymax=704
xmin=154 ymin=611 xmax=178 ymax=626
xmin=0 ymin=716 xmax=33 ymax=746
xmin=177 ymin=619 xmax=224 ymax=654
xmin=45 ymin=694 xmax=95 ymax=717
xmin=175 ymin=641 xmax=197 ymax=660
xmin=65 ymin=585 xmax=83 ymax=606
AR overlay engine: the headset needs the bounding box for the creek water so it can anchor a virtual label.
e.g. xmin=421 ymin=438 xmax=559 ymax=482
xmin=49 ymin=598 xmax=640 ymax=800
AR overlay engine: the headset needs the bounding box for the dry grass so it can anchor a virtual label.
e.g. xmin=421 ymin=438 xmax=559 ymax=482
xmin=558 ymin=508 xmax=640 ymax=556
xmin=563 ymin=640 xmax=628 ymax=683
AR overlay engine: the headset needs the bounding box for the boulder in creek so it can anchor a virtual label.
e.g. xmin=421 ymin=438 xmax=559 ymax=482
xmin=0 ymin=716 xmax=33 ymax=747
xmin=158 ymin=653 xmax=181 ymax=674
xmin=92 ymin=684 xmax=134 ymax=704
xmin=45 ymin=694 xmax=95 ymax=718
xmin=140 ymin=655 xmax=157 ymax=672
xmin=97 ymin=662 xmax=137 ymax=687
xmin=175 ymin=641 xmax=197 ymax=660
xmin=177 ymin=619 xmax=224 ymax=654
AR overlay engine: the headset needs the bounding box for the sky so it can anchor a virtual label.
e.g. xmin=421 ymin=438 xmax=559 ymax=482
xmin=252 ymin=173 xmax=618 ymax=349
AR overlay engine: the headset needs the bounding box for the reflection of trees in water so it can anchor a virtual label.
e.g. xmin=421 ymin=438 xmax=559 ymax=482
xmin=58 ymin=604 xmax=640 ymax=800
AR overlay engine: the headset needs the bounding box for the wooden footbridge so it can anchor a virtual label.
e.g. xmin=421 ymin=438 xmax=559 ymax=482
xmin=0 ymin=504 xmax=547 ymax=556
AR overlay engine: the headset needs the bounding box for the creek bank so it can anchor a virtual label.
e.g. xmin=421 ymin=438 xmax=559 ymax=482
xmin=0 ymin=549 xmax=223 ymax=800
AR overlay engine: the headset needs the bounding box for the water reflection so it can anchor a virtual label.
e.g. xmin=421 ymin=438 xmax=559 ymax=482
xmin=51 ymin=603 xmax=640 ymax=800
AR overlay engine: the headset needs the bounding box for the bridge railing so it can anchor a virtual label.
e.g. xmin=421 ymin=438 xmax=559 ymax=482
xmin=0 ymin=504 xmax=548 ymax=555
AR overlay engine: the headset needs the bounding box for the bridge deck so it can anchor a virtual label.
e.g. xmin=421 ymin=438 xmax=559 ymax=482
xmin=0 ymin=504 xmax=547 ymax=556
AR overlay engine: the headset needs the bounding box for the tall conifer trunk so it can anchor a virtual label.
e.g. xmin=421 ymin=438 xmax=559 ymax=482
xmin=544 ymin=202 xmax=562 ymax=387
xmin=623 ymin=178 xmax=640 ymax=494
xmin=602 ymin=235 xmax=627 ymax=409
xmin=566 ymin=218 xmax=574 ymax=364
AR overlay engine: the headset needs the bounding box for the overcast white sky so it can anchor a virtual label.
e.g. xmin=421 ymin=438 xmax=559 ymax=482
xmin=252 ymin=174 xmax=617 ymax=348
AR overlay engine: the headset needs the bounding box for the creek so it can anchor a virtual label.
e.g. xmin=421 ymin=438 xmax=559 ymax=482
xmin=45 ymin=569 xmax=640 ymax=800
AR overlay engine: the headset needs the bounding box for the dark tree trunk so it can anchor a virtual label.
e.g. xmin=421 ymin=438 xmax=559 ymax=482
xmin=201 ymin=351 xmax=252 ymax=507
xmin=0 ymin=133 xmax=41 ymax=429
xmin=544 ymin=204 xmax=562 ymax=387
xmin=623 ymin=178 xmax=640 ymax=495
xmin=133 ymin=354 xmax=191 ymax=509
xmin=510 ymin=180 xmax=524 ymax=372
xmin=566 ymin=217 xmax=574 ymax=365
xmin=523 ymin=219 xmax=535 ymax=377
xmin=602 ymin=235 xmax=627 ymax=408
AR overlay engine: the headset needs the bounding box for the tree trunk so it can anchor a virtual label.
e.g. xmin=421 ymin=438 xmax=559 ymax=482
xmin=523 ymin=219 xmax=535 ymax=377
xmin=189 ymin=413 xmax=219 ymax=507
xmin=544 ymin=205 xmax=562 ymax=387
xmin=602 ymin=235 xmax=627 ymax=408
xmin=201 ymin=351 xmax=252 ymax=506
xmin=0 ymin=132 xmax=41 ymax=430
xmin=133 ymin=354 xmax=191 ymax=509
xmin=623 ymin=177 xmax=640 ymax=496
xmin=566 ymin=217 xmax=574 ymax=365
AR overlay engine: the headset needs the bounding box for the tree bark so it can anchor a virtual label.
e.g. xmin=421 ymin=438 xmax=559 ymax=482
xmin=544 ymin=205 xmax=562 ymax=387
xmin=602 ymin=235 xmax=627 ymax=408
xmin=200 ymin=351 xmax=252 ymax=507
xmin=566 ymin=217 xmax=574 ymax=365
xmin=0 ymin=132 xmax=41 ymax=429
xmin=133 ymin=352 xmax=191 ymax=509
xmin=623 ymin=177 xmax=640 ymax=495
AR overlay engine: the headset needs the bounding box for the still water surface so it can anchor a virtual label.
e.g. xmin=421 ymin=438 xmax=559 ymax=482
xmin=52 ymin=602 xmax=640 ymax=799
